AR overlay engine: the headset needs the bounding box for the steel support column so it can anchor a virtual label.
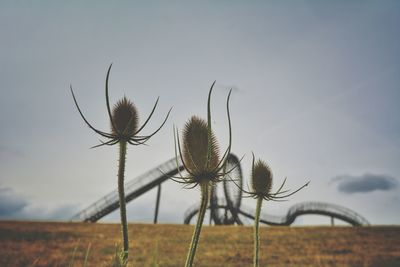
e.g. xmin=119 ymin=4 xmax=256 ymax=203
xmin=154 ymin=184 xmax=162 ymax=224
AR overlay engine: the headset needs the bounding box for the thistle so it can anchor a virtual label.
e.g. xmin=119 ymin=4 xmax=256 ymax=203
xmin=70 ymin=64 xmax=171 ymax=262
xmin=171 ymin=82 xmax=233 ymax=267
xmin=242 ymin=153 xmax=309 ymax=267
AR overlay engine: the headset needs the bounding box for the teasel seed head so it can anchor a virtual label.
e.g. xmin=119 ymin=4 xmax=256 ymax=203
xmin=111 ymin=96 xmax=139 ymax=136
xmin=170 ymin=81 xmax=233 ymax=189
xmin=232 ymin=153 xmax=310 ymax=201
xmin=182 ymin=115 xmax=220 ymax=176
xmin=251 ymin=159 xmax=273 ymax=197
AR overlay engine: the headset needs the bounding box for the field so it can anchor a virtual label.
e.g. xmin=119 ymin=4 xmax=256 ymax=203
xmin=0 ymin=221 xmax=399 ymax=267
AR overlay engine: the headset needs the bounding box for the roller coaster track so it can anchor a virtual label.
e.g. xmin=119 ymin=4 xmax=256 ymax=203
xmin=184 ymin=201 xmax=370 ymax=226
xmin=71 ymin=157 xmax=184 ymax=222
xmin=71 ymin=153 xmax=369 ymax=226
xmin=184 ymin=154 xmax=369 ymax=226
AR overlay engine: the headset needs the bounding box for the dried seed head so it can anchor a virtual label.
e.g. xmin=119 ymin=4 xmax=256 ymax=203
xmin=111 ymin=97 xmax=138 ymax=135
xmin=251 ymin=160 xmax=273 ymax=196
xmin=182 ymin=116 xmax=220 ymax=175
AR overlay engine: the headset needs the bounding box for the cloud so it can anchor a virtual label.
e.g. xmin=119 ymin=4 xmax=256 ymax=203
xmin=0 ymin=187 xmax=29 ymax=216
xmin=331 ymin=173 xmax=399 ymax=194
xmin=24 ymin=204 xmax=80 ymax=221
xmin=0 ymin=186 xmax=78 ymax=220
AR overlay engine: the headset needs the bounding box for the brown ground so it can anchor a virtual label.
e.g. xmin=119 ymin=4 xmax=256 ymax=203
xmin=0 ymin=221 xmax=399 ymax=267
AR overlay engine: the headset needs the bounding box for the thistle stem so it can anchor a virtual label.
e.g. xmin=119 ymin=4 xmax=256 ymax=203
xmin=254 ymin=197 xmax=263 ymax=267
xmin=185 ymin=182 xmax=209 ymax=267
xmin=118 ymin=140 xmax=129 ymax=261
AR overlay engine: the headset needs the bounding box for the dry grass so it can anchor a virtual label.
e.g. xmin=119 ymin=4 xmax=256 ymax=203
xmin=0 ymin=221 xmax=399 ymax=267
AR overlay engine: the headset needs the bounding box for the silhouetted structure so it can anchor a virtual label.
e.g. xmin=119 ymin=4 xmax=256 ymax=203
xmin=185 ymin=154 xmax=369 ymax=226
xmin=71 ymin=154 xmax=369 ymax=226
xmin=71 ymin=158 xmax=184 ymax=222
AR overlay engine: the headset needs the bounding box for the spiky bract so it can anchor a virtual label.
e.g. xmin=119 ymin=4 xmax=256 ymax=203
xmin=111 ymin=97 xmax=139 ymax=137
xmin=169 ymin=82 xmax=234 ymax=267
xmin=237 ymin=153 xmax=309 ymax=201
xmin=182 ymin=116 xmax=220 ymax=178
xmin=70 ymin=64 xmax=171 ymax=263
xmin=247 ymin=155 xmax=308 ymax=267
xmin=70 ymin=64 xmax=171 ymax=148
xmin=251 ymin=160 xmax=272 ymax=197
xmin=170 ymin=81 xmax=234 ymax=189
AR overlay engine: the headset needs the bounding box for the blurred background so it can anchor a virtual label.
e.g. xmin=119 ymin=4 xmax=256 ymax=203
xmin=0 ymin=1 xmax=399 ymax=225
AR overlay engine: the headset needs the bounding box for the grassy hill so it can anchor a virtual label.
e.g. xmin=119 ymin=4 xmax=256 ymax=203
xmin=0 ymin=221 xmax=399 ymax=266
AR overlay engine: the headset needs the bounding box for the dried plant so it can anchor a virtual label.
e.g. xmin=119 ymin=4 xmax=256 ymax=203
xmin=171 ymin=82 xmax=234 ymax=267
xmin=242 ymin=153 xmax=309 ymax=267
xmin=70 ymin=64 xmax=171 ymax=262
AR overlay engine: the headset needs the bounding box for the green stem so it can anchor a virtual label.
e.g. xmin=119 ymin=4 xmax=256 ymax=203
xmin=118 ymin=141 xmax=129 ymax=261
xmin=254 ymin=197 xmax=263 ymax=267
xmin=185 ymin=182 xmax=209 ymax=267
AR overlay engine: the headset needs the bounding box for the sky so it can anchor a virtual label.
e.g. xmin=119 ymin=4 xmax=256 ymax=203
xmin=0 ymin=1 xmax=399 ymax=226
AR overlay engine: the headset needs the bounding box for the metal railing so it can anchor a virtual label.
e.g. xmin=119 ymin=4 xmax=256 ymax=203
xmin=286 ymin=202 xmax=370 ymax=226
xmin=185 ymin=201 xmax=370 ymax=226
xmin=71 ymin=157 xmax=183 ymax=222
xmin=71 ymin=152 xmax=369 ymax=226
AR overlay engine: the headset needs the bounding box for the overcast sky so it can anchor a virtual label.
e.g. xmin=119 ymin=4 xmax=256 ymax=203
xmin=1 ymin=1 xmax=399 ymax=226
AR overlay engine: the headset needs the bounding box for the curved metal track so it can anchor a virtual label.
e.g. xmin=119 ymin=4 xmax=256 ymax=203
xmin=237 ymin=202 xmax=370 ymax=226
xmin=71 ymin=153 xmax=369 ymax=226
xmin=184 ymin=155 xmax=369 ymax=226
xmin=184 ymin=201 xmax=370 ymax=226
xmin=71 ymin=157 xmax=184 ymax=222
xmin=210 ymin=154 xmax=243 ymax=225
